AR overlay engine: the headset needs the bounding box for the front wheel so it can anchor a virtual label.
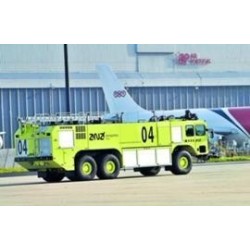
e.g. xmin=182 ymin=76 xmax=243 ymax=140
xmin=171 ymin=150 xmax=192 ymax=175
xmin=76 ymin=155 xmax=97 ymax=181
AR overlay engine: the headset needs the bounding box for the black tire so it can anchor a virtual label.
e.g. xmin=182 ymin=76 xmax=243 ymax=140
xmin=139 ymin=167 xmax=161 ymax=176
xmin=97 ymin=154 xmax=120 ymax=179
xmin=42 ymin=171 xmax=65 ymax=183
xmin=171 ymin=150 xmax=192 ymax=175
xmin=76 ymin=155 xmax=97 ymax=181
xmin=67 ymin=173 xmax=79 ymax=182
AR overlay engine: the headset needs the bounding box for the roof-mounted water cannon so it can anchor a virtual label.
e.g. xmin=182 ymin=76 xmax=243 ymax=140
xmin=181 ymin=110 xmax=198 ymax=120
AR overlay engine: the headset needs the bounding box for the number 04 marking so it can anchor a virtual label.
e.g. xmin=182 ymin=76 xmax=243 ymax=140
xmin=17 ymin=139 xmax=28 ymax=155
xmin=141 ymin=126 xmax=155 ymax=143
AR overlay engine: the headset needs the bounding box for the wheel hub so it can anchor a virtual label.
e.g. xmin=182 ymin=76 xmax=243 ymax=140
xmin=179 ymin=157 xmax=188 ymax=169
xmin=82 ymin=162 xmax=92 ymax=175
xmin=105 ymin=161 xmax=116 ymax=174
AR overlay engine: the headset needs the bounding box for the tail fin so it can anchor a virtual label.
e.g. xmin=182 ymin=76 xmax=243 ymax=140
xmin=96 ymin=64 xmax=146 ymax=114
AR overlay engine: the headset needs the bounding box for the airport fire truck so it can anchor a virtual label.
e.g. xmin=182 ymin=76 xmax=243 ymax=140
xmin=14 ymin=112 xmax=210 ymax=182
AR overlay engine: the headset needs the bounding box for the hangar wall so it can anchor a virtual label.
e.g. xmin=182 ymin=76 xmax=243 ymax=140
xmin=1 ymin=85 xmax=250 ymax=148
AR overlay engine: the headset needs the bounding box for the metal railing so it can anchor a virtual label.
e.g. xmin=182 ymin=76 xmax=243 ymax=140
xmin=18 ymin=112 xmax=105 ymax=126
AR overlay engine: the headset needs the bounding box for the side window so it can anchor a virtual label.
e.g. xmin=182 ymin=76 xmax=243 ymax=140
xmin=186 ymin=125 xmax=194 ymax=137
xmin=195 ymin=125 xmax=206 ymax=136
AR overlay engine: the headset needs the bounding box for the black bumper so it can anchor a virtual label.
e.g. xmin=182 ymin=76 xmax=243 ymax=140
xmin=15 ymin=156 xmax=53 ymax=162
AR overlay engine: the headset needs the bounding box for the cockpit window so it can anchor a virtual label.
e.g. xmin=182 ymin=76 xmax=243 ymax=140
xmin=195 ymin=125 xmax=206 ymax=136
xmin=186 ymin=125 xmax=194 ymax=137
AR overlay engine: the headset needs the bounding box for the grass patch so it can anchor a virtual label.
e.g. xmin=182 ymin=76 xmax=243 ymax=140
xmin=0 ymin=167 xmax=28 ymax=174
xmin=209 ymin=156 xmax=250 ymax=162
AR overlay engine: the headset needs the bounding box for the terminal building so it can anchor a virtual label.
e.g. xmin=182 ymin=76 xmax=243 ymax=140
xmin=1 ymin=44 xmax=250 ymax=148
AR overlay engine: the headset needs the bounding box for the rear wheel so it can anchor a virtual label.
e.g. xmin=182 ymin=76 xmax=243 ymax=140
xmin=171 ymin=150 xmax=192 ymax=175
xmin=76 ymin=155 xmax=97 ymax=181
xmin=41 ymin=170 xmax=65 ymax=183
xmin=97 ymin=154 xmax=120 ymax=179
xmin=67 ymin=172 xmax=79 ymax=181
xmin=139 ymin=167 xmax=161 ymax=176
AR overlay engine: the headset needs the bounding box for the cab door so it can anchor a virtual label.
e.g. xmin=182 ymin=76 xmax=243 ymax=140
xmin=194 ymin=124 xmax=207 ymax=154
xmin=184 ymin=124 xmax=207 ymax=154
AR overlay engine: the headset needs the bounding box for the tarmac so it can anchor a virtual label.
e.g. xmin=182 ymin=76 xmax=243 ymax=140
xmin=1 ymin=162 xmax=250 ymax=205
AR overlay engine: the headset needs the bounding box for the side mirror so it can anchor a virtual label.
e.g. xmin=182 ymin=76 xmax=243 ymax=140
xmin=209 ymin=129 xmax=214 ymax=139
xmin=206 ymin=128 xmax=214 ymax=139
xmin=0 ymin=132 xmax=5 ymax=149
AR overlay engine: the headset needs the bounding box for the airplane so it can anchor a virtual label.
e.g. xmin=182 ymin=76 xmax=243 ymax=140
xmin=96 ymin=64 xmax=250 ymax=152
xmin=0 ymin=132 xmax=5 ymax=149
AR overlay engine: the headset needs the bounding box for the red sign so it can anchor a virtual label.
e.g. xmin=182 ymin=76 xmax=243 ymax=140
xmin=176 ymin=53 xmax=211 ymax=66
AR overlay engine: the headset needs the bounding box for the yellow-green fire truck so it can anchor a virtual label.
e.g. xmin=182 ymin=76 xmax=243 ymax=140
xmin=14 ymin=112 xmax=210 ymax=182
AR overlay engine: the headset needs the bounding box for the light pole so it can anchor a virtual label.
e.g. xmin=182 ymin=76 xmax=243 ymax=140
xmin=64 ymin=44 xmax=70 ymax=113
